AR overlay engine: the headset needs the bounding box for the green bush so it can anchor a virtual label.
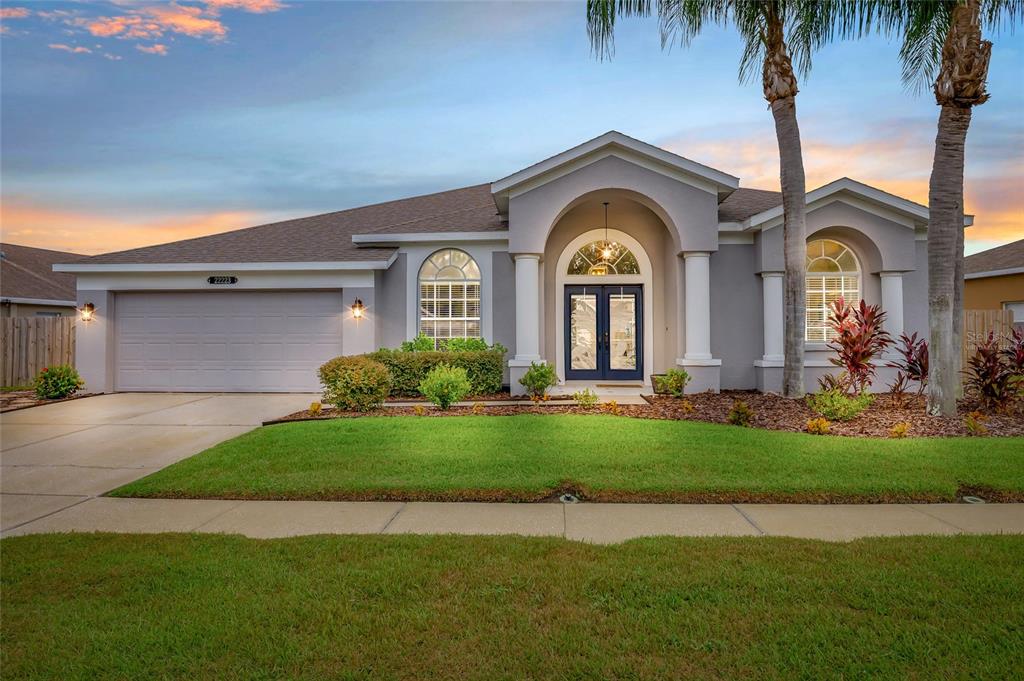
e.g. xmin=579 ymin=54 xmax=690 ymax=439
xmin=806 ymin=389 xmax=873 ymax=422
xmin=318 ymin=356 xmax=390 ymax=412
xmin=572 ymin=388 xmax=599 ymax=408
xmin=727 ymin=399 xmax=753 ymax=427
xmin=418 ymin=364 xmax=472 ymax=410
xmin=33 ymin=364 xmax=83 ymax=400
xmin=399 ymin=333 xmax=436 ymax=352
xmin=519 ymin=361 xmax=556 ymax=398
xmin=368 ymin=348 xmax=504 ymax=397
xmin=654 ymin=368 xmax=691 ymax=397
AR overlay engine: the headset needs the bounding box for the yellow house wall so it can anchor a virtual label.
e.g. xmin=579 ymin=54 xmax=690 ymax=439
xmin=964 ymin=273 xmax=1024 ymax=310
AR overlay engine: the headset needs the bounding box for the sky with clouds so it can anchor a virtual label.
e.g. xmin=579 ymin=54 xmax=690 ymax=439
xmin=1 ymin=0 xmax=1021 ymax=256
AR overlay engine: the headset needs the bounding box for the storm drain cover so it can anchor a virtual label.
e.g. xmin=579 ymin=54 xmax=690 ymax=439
xmin=559 ymin=493 xmax=579 ymax=504
xmin=962 ymin=496 xmax=986 ymax=504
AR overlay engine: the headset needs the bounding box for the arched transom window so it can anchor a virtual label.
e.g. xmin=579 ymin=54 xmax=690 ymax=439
xmin=805 ymin=238 xmax=860 ymax=342
xmin=419 ymin=248 xmax=481 ymax=347
xmin=567 ymin=241 xmax=641 ymax=276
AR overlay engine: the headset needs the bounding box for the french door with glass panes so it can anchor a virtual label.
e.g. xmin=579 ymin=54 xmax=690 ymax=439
xmin=564 ymin=285 xmax=643 ymax=381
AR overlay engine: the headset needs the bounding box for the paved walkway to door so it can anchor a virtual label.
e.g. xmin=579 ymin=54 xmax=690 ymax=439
xmin=2 ymin=393 xmax=1022 ymax=543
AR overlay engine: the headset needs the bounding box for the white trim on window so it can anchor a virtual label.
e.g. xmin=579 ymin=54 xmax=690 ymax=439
xmin=805 ymin=238 xmax=861 ymax=342
xmin=417 ymin=248 xmax=482 ymax=347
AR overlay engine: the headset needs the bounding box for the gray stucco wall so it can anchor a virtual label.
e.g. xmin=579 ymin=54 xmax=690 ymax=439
xmin=902 ymin=239 xmax=929 ymax=341
xmin=374 ymin=253 xmax=407 ymax=350
xmin=491 ymin=251 xmax=517 ymax=353
xmin=710 ymin=244 xmax=760 ymax=388
xmin=508 ymin=155 xmax=720 ymax=255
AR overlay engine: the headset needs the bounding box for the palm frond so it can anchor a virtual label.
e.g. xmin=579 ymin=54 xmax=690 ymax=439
xmin=586 ymin=0 xmax=655 ymax=59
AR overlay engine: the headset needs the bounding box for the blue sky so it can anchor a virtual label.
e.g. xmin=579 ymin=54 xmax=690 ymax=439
xmin=1 ymin=0 xmax=1021 ymax=255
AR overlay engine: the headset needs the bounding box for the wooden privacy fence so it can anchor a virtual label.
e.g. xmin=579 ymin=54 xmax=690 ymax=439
xmin=0 ymin=317 xmax=76 ymax=387
xmin=962 ymin=309 xmax=1015 ymax=367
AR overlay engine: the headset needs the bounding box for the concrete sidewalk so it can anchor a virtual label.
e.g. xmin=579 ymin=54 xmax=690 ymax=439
xmin=3 ymin=497 xmax=1022 ymax=543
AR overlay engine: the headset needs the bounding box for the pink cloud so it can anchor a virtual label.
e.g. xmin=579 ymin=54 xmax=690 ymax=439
xmin=204 ymin=0 xmax=286 ymax=13
xmin=48 ymin=43 xmax=92 ymax=54
xmin=1 ymin=7 xmax=30 ymax=19
xmin=136 ymin=43 xmax=169 ymax=56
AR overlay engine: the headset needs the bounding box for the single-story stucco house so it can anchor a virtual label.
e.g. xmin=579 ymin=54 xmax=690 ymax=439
xmin=56 ymin=131 xmax=959 ymax=396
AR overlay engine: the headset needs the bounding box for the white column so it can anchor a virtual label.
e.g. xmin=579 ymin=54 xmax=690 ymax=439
xmin=513 ymin=254 xmax=541 ymax=361
xmin=880 ymin=271 xmax=905 ymax=350
xmin=760 ymin=272 xmax=784 ymax=362
xmin=683 ymin=251 xmax=712 ymax=360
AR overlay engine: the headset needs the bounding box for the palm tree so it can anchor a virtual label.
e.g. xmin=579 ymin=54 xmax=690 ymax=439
xmin=839 ymin=0 xmax=1022 ymax=416
xmin=587 ymin=1 xmax=832 ymax=398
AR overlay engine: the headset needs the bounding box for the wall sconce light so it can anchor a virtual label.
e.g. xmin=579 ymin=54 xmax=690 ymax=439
xmin=351 ymin=299 xmax=365 ymax=319
xmin=79 ymin=303 xmax=96 ymax=323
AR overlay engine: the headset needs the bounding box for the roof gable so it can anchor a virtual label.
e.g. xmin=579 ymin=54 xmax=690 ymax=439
xmin=491 ymin=131 xmax=739 ymax=211
xmin=0 ymin=243 xmax=80 ymax=302
xmin=965 ymin=238 xmax=1024 ymax=277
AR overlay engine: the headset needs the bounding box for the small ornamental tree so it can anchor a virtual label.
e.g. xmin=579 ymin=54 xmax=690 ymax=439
xmin=826 ymin=297 xmax=892 ymax=395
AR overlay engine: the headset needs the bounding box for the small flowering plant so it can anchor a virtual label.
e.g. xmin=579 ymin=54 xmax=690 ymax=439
xmin=34 ymin=364 xmax=84 ymax=400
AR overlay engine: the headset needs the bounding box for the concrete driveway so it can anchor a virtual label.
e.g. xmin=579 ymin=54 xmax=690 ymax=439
xmin=0 ymin=393 xmax=316 ymax=532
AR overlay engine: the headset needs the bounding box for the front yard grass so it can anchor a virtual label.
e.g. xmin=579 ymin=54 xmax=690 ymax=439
xmin=110 ymin=415 xmax=1024 ymax=502
xmin=2 ymin=533 xmax=1022 ymax=680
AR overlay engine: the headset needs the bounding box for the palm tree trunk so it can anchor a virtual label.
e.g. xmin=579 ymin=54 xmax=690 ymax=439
xmin=772 ymin=96 xmax=807 ymax=398
xmin=927 ymin=104 xmax=971 ymax=417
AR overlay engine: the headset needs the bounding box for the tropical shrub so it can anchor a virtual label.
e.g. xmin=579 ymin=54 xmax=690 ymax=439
xmin=654 ymin=368 xmax=691 ymax=398
xmin=368 ymin=348 xmax=504 ymax=397
xmin=572 ymin=388 xmax=599 ymax=408
xmin=33 ymin=365 xmax=83 ymax=400
xmin=1002 ymin=328 xmax=1024 ymax=374
xmin=319 ymin=356 xmax=390 ymax=412
xmin=964 ymin=411 xmax=988 ymax=436
xmin=418 ymin=364 xmax=472 ymax=410
xmin=806 ymin=389 xmax=873 ymax=422
xmin=399 ymin=333 xmax=436 ymax=352
xmin=727 ymin=399 xmax=753 ymax=427
xmin=444 ymin=337 xmax=508 ymax=354
xmin=805 ymin=417 xmax=830 ymax=435
xmin=308 ymin=401 xmax=322 ymax=416
xmin=963 ymin=333 xmax=1021 ymax=412
xmin=826 ymin=297 xmax=892 ymax=394
xmin=887 ymin=332 xmax=929 ymax=396
xmin=602 ymin=400 xmax=621 ymax=415
xmin=413 ymin=404 xmax=427 ymax=416
xmin=889 ymin=422 xmax=910 ymax=439
xmin=519 ymin=361 xmax=556 ymax=399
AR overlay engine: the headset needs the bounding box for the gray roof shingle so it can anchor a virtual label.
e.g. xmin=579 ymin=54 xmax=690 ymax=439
xmin=1 ymin=243 xmax=80 ymax=301
xmin=62 ymin=182 xmax=789 ymax=267
xmin=965 ymin=238 xmax=1024 ymax=275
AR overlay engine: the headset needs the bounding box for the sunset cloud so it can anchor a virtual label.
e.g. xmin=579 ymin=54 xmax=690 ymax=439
xmin=0 ymin=7 xmax=30 ymax=19
xmin=136 ymin=43 xmax=169 ymax=56
xmin=665 ymin=121 xmax=1023 ymax=253
xmin=0 ymin=201 xmax=271 ymax=255
xmin=48 ymin=43 xmax=91 ymax=54
xmin=204 ymin=0 xmax=286 ymax=13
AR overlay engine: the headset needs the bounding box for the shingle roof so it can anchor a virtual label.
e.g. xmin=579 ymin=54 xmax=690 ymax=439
xmin=67 ymin=183 xmax=505 ymax=265
xmin=1 ymin=243 xmax=80 ymax=302
xmin=63 ymin=181 xmax=787 ymax=267
xmin=717 ymin=187 xmax=783 ymax=222
xmin=965 ymin=238 xmax=1024 ymax=275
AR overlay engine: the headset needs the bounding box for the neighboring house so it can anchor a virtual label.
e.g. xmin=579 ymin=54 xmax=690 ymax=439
xmin=57 ymin=131 xmax=957 ymax=395
xmin=1 ymin=243 xmax=80 ymax=318
xmin=964 ymin=238 xmax=1024 ymax=323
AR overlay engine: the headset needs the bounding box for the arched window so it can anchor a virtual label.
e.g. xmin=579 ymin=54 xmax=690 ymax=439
xmin=567 ymin=241 xmax=641 ymax=276
xmin=419 ymin=248 xmax=481 ymax=347
xmin=805 ymin=238 xmax=860 ymax=342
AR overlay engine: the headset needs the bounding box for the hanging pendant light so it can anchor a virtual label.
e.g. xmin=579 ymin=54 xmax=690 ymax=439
xmin=600 ymin=202 xmax=614 ymax=261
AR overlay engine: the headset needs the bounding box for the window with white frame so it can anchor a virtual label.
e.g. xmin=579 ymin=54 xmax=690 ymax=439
xmin=418 ymin=248 xmax=481 ymax=347
xmin=805 ymin=238 xmax=860 ymax=342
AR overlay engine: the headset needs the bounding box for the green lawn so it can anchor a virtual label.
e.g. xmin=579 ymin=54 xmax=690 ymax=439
xmin=111 ymin=415 xmax=1024 ymax=502
xmin=2 ymin=533 xmax=1022 ymax=680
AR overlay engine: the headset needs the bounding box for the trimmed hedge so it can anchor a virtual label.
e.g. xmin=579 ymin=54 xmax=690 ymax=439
xmin=318 ymin=356 xmax=391 ymax=412
xmin=367 ymin=348 xmax=505 ymax=397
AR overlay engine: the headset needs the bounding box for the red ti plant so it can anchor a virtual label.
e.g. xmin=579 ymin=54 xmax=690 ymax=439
xmin=963 ymin=332 xmax=1019 ymax=412
xmin=826 ymin=297 xmax=892 ymax=395
xmin=887 ymin=332 xmax=929 ymax=395
xmin=1002 ymin=327 xmax=1024 ymax=375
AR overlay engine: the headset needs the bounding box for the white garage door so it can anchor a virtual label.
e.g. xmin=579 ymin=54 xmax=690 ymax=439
xmin=116 ymin=291 xmax=344 ymax=392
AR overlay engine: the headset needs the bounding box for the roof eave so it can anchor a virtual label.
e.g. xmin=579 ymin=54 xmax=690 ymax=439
xmin=53 ymin=255 xmax=398 ymax=274
xmin=351 ymin=231 xmax=509 ymax=246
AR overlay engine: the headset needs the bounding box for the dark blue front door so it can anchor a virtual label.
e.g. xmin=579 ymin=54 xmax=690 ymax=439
xmin=564 ymin=285 xmax=643 ymax=381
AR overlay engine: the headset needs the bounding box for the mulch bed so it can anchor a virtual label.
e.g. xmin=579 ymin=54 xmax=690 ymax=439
xmin=0 ymin=390 xmax=97 ymax=413
xmin=385 ymin=392 xmax=572 ymax=402
xmin=269 ymin=390 xmax=1024 ymax=438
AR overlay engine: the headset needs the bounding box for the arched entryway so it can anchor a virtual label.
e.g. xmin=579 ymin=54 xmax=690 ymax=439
xmin=554 ymin=228 xmax=654 ymax=384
